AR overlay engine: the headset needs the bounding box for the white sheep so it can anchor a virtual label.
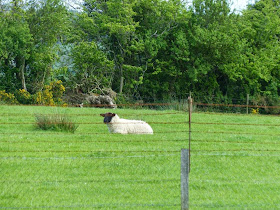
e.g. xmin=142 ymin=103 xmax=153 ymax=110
xmin=100 ymin=112 xmax=153 ymax=134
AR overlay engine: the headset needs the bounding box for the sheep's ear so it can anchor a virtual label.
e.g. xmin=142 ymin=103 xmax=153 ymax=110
xmin=100 ymin=114 xmax=105 ymax=117
xmin=112 ymin=113 xmax=116 ymax=116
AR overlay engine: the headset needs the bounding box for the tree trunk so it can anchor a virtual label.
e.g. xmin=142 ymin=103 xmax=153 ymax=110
xmin=119 ymin=64 xmax=124 ymax=94
xmin=20 ymin=57 xmax=27 ymax=91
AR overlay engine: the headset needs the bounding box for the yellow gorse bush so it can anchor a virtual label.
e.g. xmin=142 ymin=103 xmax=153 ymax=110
xmin=252 ymin=108 xmax=259 ymax=114
xmin=16 ymin=89 xmax=33 ymax=104
xmin=35 ymin=88 xmax=55 ymax=106
xmin=34 ymin=80 xmax=65 ymax=106
xmin=0 ymin=90 xmax=18 ymax=104
xmin=50 ymin=80 xmax=65 ymax=99
xmin=1 ymin=80 xmax=66 ymax=106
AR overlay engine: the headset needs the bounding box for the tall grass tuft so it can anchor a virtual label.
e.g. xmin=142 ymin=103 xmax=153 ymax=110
xmin=35 ymin=114 xmax=78 ymax=133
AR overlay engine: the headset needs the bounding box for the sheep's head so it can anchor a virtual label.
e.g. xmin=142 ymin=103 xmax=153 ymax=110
xmin=100 ymin=112 xmax=116 ymax=124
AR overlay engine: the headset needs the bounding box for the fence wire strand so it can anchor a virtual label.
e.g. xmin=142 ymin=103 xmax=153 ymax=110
xmin=1 ymin=101 xmax=280 ymax=209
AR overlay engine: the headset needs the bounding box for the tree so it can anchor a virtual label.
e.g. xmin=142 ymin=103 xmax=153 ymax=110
xmin=0 ymin=0 xmax=33 ymax=91
xmin=187 ymin=0 xmax=250 ymax=100
xmin=26 ymin=0 xmax=70 ymax=92
xmin=235 ymin=0 xmax=280 ymax=97
xmin=71 ymin=41 xmax=114 ymax=93
xmin=133 ymin=0 xmax=192 ymax=100
xmin=0 ymin=0 xmax=70 ymax=93
xmin=83 ymin=0 xmax=144 ymax=95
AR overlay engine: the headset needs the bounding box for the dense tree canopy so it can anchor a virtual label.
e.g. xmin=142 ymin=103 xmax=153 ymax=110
xmin=0 ymin=0 xmax=280 ymax=105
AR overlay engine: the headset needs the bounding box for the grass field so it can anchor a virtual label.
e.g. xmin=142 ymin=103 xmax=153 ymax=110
xmin=1 ymin=105 xmax=280 ymax=209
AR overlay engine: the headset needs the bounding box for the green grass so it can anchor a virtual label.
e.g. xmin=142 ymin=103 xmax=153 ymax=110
xmin=0 ymin=105 xmax=280 ymax=209
xmin=35 ymin=113 xmax=78 ymax=133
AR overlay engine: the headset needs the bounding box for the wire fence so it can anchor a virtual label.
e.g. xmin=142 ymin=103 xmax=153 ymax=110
xmin=1 ymin=101 xmax=280 ymax=208
xmin=1 ymin=153 xmax=181 ymax=208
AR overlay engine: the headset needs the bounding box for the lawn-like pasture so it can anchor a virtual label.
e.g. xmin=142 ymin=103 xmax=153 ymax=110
xmin=0 ymin=105 xmax=280 ymax=209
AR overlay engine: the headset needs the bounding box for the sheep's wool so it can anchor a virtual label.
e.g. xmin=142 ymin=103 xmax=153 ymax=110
xmin=106 ymin=114 xmax=153 ymax=134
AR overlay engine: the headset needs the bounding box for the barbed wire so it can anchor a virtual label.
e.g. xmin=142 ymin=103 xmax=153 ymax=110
xmin=0 ymin=150 xmax=181 ymax=153
xmin=193 ymin=153 xmax=280 ymax=157
xmin=0 ymin=102 xmax=180 ymax=108
xmin=193 ymin=111 xmax=280 ymax=119
xmin=0 ymin=139 xmax=188 ymax=144
xmin=0 ymin=121 xmax=188 ymax=125
xmin=192 ymin=149 xmax=280 ymax=152
xmin=1 ymin=100 xmax=280 ymax=109
xmin=0 ymin=112 xmax=185 ymax=117
xmin=191 ymin=130 xmax=280 ymax=136
xmin=0 ymin=153 xmax=179 ymax=160
xmin=1 ymin=148 xmax=280 ymax=153
xmin=191 ymin=203 xmax=280 ymax=209
xmin=0 ymin=131 xmax=187 ymax=136
xmin=196 ymin=102 xmax=280 ymax=109
xmin=1 ymin=120 xmax=280 ymax=127
xmin=192 ymin=139 xmax=280 ymax=145
xmin=0 ymin=178 xmax=180 ymax=184
xmin=1 ymin=138 xmax=279 ymax=145
xmin=192 ymin=122 xmax=280 ymax=127
xmin=0 ymin=203 xmax=180 ymax=209
xmin=191 ymin=179 xmax=280 ymax=185
xmin=1 ymin=129 xmax=279 ymax=136
xmin=1 ymin=203 xmax=278 ymax=209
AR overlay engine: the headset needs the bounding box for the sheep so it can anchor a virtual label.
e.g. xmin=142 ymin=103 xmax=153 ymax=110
xmin=100 ymin=112 xmax=153 ymax=134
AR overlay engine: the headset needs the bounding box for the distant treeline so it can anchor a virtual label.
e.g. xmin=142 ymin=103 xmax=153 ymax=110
xmin=0 ymin=0 xmax=279 ymax=106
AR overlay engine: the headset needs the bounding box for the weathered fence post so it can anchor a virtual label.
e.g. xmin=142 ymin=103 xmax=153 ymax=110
xmin=188 ymin=96 xmax=192 ymax=172
xmin=181 ymin=149 xmax=189 ymax=210
xmin=246 ymin=94 xmax=250 ymax=114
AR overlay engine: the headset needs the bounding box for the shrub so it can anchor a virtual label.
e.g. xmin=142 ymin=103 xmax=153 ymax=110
xmin=35 ymin=114 xmax=78 ymax=133
xmin=115 ymin=94 xmax=132 ymax=106
xmin=251 ymin=108 xmax=259 ymax=114
xmin=34 ymin=89 xmax=55 ymax=106
xmin=34 ymin=80 xmax=66 ymax=106
xmin=251 ymin=95 xmax=280 ymax=114
xmin=50 ymin=80 xmax=65 ymax=103
xmin=0 ymin=90 xmax=18 ymax=104
xmin=15 ymin=89 xmax=33 ymax=104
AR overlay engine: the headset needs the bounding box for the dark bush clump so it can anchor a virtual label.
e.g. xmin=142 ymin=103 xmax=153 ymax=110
xmin=35 ymin=114 xmax=78 ymax=133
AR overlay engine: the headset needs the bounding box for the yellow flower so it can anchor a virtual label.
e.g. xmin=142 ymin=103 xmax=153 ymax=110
xmin=252 ymin=108 xmax=259 ymax=114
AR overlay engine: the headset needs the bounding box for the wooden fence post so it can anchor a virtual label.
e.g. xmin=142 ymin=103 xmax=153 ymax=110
xmin=181 ymin=149 xmax=189 ymax=210
xmin=188 ymin=96 xmax=192 ymax=173
xmin=246 ymin=94 xmax=250 ymax=114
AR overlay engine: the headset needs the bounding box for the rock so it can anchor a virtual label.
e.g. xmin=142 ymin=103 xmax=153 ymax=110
xmin=86 ymin=95 xmax=117 ymax=108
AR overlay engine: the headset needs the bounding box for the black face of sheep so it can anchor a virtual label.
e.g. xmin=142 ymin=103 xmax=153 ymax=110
xmin=100 ymin=112 xmax=116 ymax=124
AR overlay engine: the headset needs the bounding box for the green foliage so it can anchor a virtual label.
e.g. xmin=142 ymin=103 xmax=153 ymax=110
xmin=25 ymin=0 xmax=70 ymax=93
xmin=34 ymin=80 xmax=66 ymax=106
xmin=1 ymin=0 xmax=280 ymax=106
xmin=0 ymin=90 xmax=18 ymax=104
xmin=134 ymin=0 xmax=192 ymax=99
xmin=0 ymin=0 xmax=70 ymax=93
xmin=0 ymin=4 xmax=33 ymax=92
xmin=0 ymin=80 xmax=66 ymax=106
xmin=82 ymin=0 xmax=145 ymax=95
xmin=15 ymin=89 xmax=34 ymax=104
xmin=115 ymin=93 xmax=133 ymax=106
xmin=251 ymin=94 xmax=280 ymax=114
xmin=71 ymin=41 xmax=114 ymax=93
xmin=49 ymin=80 xmax=66 ymax=102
